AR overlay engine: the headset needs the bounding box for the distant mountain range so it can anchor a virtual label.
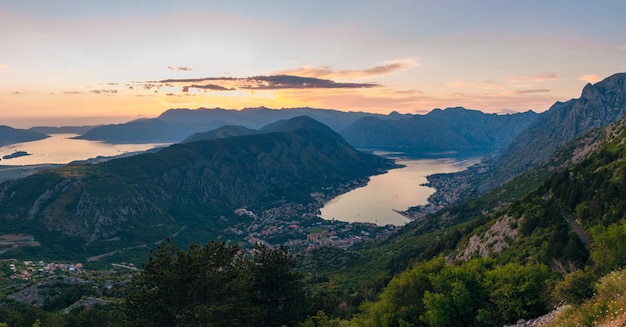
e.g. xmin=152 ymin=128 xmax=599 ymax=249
xmin=28 ymin=125 xmax=97 ymax=135
xmin=0 ymin=125 xmax=48 ymax=147
xmin=341 ymin=107 xmax=537 ymax=152
xmin=72 ymin=106 xmax=537 ymax=156
xmin=0 ymin=116 xmax=393 ymax=259
xmin=75 ymin=107 xmax=395 ymax=144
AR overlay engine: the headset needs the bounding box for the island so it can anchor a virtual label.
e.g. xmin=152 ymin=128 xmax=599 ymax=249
xmin=2 ymin=151 xmax=31 ymax=160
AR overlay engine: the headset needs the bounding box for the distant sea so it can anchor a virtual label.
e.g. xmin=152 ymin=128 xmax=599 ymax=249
xmin=0 ymin=134 xmax=170 ymax=165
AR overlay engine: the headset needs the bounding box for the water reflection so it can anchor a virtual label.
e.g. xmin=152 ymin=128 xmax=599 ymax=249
xmin=319 ymin=157 xmax=479 ymax=226
xmin=0 ymin=134 xmax=169 ymax=165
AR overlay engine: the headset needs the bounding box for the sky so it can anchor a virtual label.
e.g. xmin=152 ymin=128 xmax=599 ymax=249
xmin=1 ymin=0 xmax=625 ymax=128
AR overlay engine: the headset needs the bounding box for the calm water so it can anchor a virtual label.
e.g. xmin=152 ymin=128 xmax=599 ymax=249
xmin=319 ymin=157 xmax=479 ymax=226
xmin=0 ymin=134 xmax=169 ymax=165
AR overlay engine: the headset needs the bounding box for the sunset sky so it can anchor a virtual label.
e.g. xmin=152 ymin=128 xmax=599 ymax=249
xmin=1 ymin=0 xmax=625 ymax=127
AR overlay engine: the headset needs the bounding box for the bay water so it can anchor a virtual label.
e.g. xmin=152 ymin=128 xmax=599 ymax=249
xmin=319 ymin=155 xmax=480 ymax=226
xmin=0 ymin=134 xmax=169 ymax=165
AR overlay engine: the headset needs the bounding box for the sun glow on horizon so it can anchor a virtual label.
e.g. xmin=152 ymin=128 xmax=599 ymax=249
xmin=1 ymin=1 xmax=624 ymax=127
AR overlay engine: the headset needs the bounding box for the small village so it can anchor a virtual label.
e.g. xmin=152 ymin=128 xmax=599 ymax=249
xmin=1 ymin=259 xmax=86 ymax=282
xmin=234 ymin=190 xmax=399 ymax=253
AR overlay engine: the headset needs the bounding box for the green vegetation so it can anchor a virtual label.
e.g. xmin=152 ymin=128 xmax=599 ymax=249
xmin=5 ymin=109 xmax=626 ymax=325
xmin=344 ymin=258 xmax=554 ymax=326
xmin=549 ymin=268 xmax=626 ymax=326
xmin=0 ymin=117 xmax=394 ymax=260
xmin=124 ymin=239 xmax=307 ymax=326
xmin=294 ymin=118 xmax=626 ymax=326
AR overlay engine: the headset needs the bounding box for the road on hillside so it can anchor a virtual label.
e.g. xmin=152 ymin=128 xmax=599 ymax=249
xmin=559 ymin=209 xmax=590 ymax=250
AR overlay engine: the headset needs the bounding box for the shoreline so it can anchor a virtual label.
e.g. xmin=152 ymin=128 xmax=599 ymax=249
xmin=0 ymin=164 xmax=64 ymax=183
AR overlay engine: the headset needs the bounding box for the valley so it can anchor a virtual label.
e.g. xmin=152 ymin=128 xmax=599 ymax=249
xmin=2 ymin=2 xmax=625 ymax=325
xmin=0 ymin=74 xmax=625 ymax=326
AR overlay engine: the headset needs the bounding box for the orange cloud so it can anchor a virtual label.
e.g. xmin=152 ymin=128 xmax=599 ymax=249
xmin=0 ymin=64 xmax=12 ymax=71
xmin=508 ymin=89 xmax=551 ymax=95
xmin=276 ymin=58 xmax=418 ymax=79
xmin=508 ymin=73 xmax=557 ymax=83
xmin=578 ymin=74 xmax=602 ymax=83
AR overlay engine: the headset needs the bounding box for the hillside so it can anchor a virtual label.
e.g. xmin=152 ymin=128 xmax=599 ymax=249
xmin=413 ymin=73 xmax=626 ymax=212
xmin=303 ymin=111 xmax=626 ymax=326
xmin=0 ymin=117 xmax=394 ymax=259
xmin=181 ymin=125 xmax=256 ymax=143
xmin=0 ymin=125 xmax=49 ymax=147
xmin=340 ymin=107 xmax=537 ymax=152
xmin=180 ymin=115 xmax=343 ymax=143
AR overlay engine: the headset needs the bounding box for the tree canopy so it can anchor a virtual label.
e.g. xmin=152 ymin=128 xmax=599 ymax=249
xmin=124 ymin=240 xmax=306 ymax=326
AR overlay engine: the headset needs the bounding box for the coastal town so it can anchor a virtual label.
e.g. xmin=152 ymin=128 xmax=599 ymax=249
xmin=0 ymin=178 xmax=403 ymax=282
xmin=232 ymin=178 xmax=400 ymax=252
xmin=0 ymin=166 xmax=472 ymax=275
xmin=405 ymin=161 xmax=489 ymax=220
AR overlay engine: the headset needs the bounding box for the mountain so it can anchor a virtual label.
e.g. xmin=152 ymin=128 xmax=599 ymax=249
xmin=28 ymin=125 xmax=97 ymax=135
xmin=181 ymin=125 xmax=256 ymax=143
xmin=303 ymin=106 xmax=626 ymax=327
xmin=75 ymin=118 xmax=228 ymax=143
xmin=0 ymin=117 xmax=393 ymax=259
xmin=0 ymin=125 xmax=49 ymax=147
xmin=181 ymin=115 xmax=350 ymax=144
xmin=475 ymin=72 xmax=626 ymax=193
xmin=159 ymin=107 xmax=393 ymax=131
xmin=76 ymin=107 xmax=391 ymax=144
xmin=340 ymin=107 xmax=538 ymax=152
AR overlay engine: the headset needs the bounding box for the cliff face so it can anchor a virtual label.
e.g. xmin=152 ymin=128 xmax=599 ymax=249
xmin=477 ymin=73 xmax=626 ymax=193
xmin=0 ymin=117 xmax=392 ymax=257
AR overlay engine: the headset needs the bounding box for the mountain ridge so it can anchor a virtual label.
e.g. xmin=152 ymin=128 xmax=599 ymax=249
xmin=0 ymin=117 xmax=393 ymax=259
xmin=0 ymin=125 xmax=49 ymax=147
xmin=76 ymin=107 xmax=392 ymax=144
xmin=340 ymin=107 xmax=538 ymax=151
xmin=477 ymin=72 xmax=626 ymax=193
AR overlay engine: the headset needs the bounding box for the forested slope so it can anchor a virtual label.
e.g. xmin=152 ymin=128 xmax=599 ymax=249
xmin=303 ymin=113 xmax=626 ymax=326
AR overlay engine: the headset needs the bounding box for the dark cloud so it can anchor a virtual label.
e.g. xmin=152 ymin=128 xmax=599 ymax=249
xmin=167 ymin=66 xmax=194 ymax=71
xmin=158 ymin=77 xmax=235 ymax=84
xmin=152 ymin=75 xmax=378 ymax=92
xmin=243 ymin=75 xmax=378 ymax=89
xmin=90 ymin=89 xmax=118 ymax=94
xmin=183 ymin=84 xmax=235 ymax=92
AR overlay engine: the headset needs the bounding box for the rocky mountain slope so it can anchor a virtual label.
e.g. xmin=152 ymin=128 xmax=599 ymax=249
xmin=477 ymin=72 xmax=626 ymax=193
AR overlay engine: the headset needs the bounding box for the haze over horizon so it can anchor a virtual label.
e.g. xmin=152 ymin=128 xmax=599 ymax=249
xmin=1 ymin=0 xmax=625 ymax=128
